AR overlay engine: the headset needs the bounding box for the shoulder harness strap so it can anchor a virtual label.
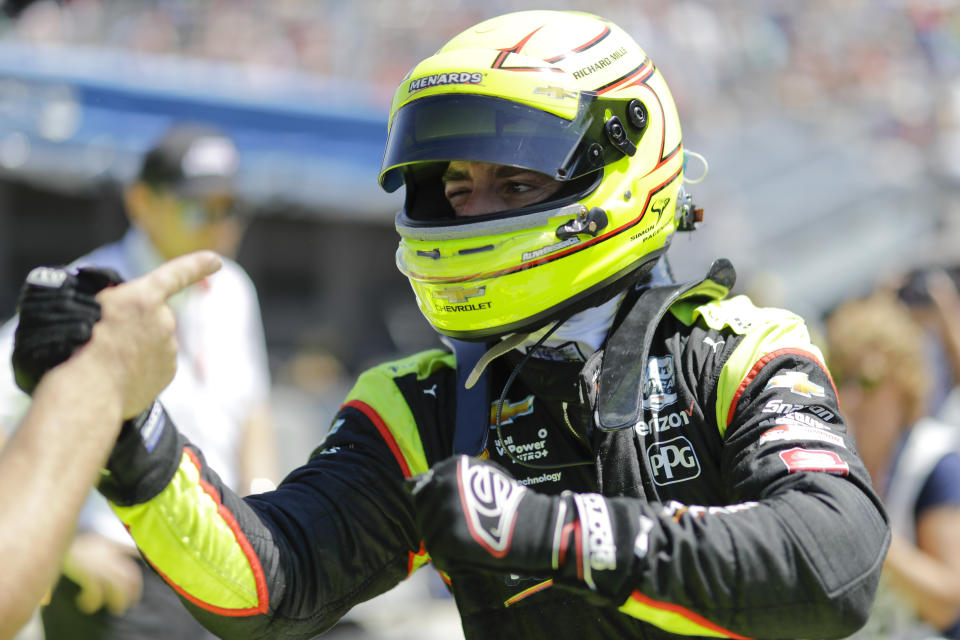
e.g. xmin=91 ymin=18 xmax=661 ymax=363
xmin=596 ymin=258 xmax=735 ymax=431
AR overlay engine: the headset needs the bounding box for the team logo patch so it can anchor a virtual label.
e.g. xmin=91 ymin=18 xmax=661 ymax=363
xmin=760 ymin=424 xmax=845 ymax=448
xmin=779 ymin=447 xmax=849 ymax=475
xmin=647 ymin=436 xmax=701 ymax=485
xmin=764 ymin=371 xmax=825 ymax=398
xmin=458 ymin=457 xmax=527 ymax=557
xmin=643 ymin=356 xmax=678 ymax=411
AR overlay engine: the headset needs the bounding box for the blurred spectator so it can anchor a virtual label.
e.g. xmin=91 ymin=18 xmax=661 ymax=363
xmin=0 ymin=121 xmax=277 ymax=640
xmin=896 ymin=265 xmax=960 ymax=425
xmin=826 ymin=291 xmax=960 ymax=639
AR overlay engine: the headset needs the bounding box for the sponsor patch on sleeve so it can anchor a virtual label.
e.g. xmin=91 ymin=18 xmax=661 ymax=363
xmin=764 ymin=371 xmax=825 ymax=398
xmin=759 ymin=422 xmax=846 ymax=448
xmin=779 ymin=447 xmax=849 ymax=475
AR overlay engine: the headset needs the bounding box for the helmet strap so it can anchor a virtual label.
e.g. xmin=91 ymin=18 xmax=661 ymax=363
xmin=464 ymin=331 xmax=531 ymax=389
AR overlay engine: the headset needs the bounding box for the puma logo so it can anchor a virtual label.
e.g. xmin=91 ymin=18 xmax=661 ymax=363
xmin=703 ymin=337 xmax=725 ymax=353
xmin=423 ymin=384 xmax=438 ymax=398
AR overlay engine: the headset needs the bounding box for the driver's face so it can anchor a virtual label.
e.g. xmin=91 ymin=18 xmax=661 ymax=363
xmin=442 ymin=161 xmax=563 ymax=217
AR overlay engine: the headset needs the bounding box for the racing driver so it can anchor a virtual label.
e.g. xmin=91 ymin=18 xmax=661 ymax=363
xmin=14 ymin=10 xmax=888 ymax=640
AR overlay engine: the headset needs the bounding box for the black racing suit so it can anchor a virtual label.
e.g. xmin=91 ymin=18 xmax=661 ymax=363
xmin=99 ymin=289 xmax=888 ymax=640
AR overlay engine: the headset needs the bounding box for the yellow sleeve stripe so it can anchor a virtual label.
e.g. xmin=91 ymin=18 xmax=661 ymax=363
xmin=687 ymin=295 xmax=828 ymax=438
xmin=619 ymin=590 xmax=752 ymax=639
xmin=406 ymin=540 xmax=432 ymax=576
xmin=343 ymin=350 xmax=451 ymax=478
xmin=723 ymin=347 xmax=833 ymax=430
xmin=111 ymin=448 xmax=269 ymax=616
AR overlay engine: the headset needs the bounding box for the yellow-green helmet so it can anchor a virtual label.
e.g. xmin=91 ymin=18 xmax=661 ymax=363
xmin=379 ymin=10 xmax=691 ymax=341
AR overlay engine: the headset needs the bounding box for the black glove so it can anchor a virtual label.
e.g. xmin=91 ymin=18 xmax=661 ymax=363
xmin=12 ymin=264 xmax=124 ymax=394
xmin=408 ymin=455 xmax=640 ymax=600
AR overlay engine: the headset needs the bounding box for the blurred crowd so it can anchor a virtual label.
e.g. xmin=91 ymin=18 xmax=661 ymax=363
xmin=4 ymin=0 xmax=960 ymax=153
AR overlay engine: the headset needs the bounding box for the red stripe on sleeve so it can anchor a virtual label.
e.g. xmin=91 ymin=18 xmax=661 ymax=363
xmin=726 ymin=348 xmax=834 ymax=427
xmin=407 ymin=540 xmax=428 ymax=576
xmin=627 ymin=590 xmax=752 ymax=639
xmin=145 ymin=447 xmax=269 ymax=617
xmin=344 ymin=399 xmax=413 ymax=478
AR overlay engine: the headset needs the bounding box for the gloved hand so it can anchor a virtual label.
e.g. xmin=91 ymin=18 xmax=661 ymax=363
xmin=408 ymin=455 xmax=639 ymax=599
xmin=12 ymin=265 xmax=124 ymax=394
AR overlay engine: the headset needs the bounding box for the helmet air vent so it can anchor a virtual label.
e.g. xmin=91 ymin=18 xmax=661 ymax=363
xmin=556 ymin=206 xmax=608 ymax=240
xmin=626 ymin=99 xmax=647 ymax=130
xmin=604 ymin=116 xmax=636 ymax=157
xmin=459 ymin=245 xmax=494 ymax=255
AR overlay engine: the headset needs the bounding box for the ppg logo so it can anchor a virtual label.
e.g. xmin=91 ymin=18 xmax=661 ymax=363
xmin=647 ymin=436 xmax=701 ymax=485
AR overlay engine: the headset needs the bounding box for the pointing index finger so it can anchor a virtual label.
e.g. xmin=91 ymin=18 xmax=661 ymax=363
xmin=143 ymin=250 xmax=223 ymax=300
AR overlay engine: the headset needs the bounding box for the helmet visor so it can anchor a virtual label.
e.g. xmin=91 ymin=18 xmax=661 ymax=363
xmin=379 ymin=94 xmax=598 ymax=193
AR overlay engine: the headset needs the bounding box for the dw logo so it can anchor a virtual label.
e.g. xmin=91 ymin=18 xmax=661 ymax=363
xmin=646 ymin=436 xmax=701 ymax=485
xmin=642 ymin=355 xmax=678 ymax=411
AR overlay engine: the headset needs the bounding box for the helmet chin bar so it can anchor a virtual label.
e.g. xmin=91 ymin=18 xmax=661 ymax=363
xmin=436 ymin=246 xmax=669 ymax=342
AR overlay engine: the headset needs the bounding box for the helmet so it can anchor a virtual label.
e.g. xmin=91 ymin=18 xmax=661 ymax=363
xmin=380 ymin=10 xmax=692 ymax=341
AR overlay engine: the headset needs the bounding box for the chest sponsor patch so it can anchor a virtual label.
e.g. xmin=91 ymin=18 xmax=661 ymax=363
xmin=764 ymin=371 xmax=825 ymax=399
xmin=647 ymin=436 xmax=701 ymax=485
xmin=779 ymin=447 xmax=849 ymax=475
xmin=643 ymin=355 xmax=678 ymax=411
xmin=759 ymin=423 xmax=846 ymax=448
xmin=490 ymin=395 xmax=535 ymax=427
xmin=634 ymin=401 xmax=694 ymax=437
xmin=494 ymin=431 xmax=550 ymax=463
xmin=516 ymin=471 xmax=562 ymax=487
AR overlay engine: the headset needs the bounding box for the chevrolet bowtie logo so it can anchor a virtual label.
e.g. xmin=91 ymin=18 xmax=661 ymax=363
xmin=764 ymin=371 xmax=826 ymax=399
xmin=533 ymin=86 xmax=579 ymax=100
xmin=433 ymin=286 xmax=486 ymax=303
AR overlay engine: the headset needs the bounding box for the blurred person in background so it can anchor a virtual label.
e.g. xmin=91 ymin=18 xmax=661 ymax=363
xmin=897 ymin=266 xmax=960 ymax=426
xmin=826 ymin=292 xmax=960 ymax=640
xmin=12 ymin=10 xmax=887 ymax=640
xmin=0 ymin=122 xmax=277 ymax=640
xmin=0 ymin=251 xmax=221 ymax=640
